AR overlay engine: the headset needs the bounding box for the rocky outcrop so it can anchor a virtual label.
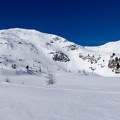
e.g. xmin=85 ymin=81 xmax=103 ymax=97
xmin=52 ymin=51 xmax=70 ymax=62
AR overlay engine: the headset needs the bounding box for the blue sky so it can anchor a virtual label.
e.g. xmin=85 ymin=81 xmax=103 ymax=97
xmin=0 ymin=0 xmax=120 ymax=46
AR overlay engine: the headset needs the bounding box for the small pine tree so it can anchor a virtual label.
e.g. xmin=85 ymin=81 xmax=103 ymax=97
xmin=26 ymin=65 xmax=29 ymax=70
xmin=117 ymin=63 xmax=119 ymax=70
xmin=115 ymin=57 xmax=118 ymax=63
xmin=11 ymin=64 xmax=17 ymax=69
xmin=119 ymin=58 xmax=120 ymax=62
xmin=112 ymin=53 xmax=115 ymax=57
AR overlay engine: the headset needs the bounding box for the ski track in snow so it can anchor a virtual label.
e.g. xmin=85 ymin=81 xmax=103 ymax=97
xmin=2 ymin=82 xmax=120 ymax=95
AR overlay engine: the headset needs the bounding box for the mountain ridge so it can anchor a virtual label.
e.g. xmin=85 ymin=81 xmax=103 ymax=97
xmin=0 ymin=28 xmax=120 ymax=77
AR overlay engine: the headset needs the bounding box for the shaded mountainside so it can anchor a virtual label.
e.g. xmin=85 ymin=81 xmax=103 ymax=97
xmin=0 ymin=28 xmax=120 ymax=77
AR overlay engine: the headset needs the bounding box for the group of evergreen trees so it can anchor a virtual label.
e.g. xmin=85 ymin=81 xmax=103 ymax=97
xmin=109 ymin=53 xmax=120 ymax=70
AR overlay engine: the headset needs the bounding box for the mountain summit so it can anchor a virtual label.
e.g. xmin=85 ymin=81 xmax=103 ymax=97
xmin=0 ymin=28 xmax=120 ymax=77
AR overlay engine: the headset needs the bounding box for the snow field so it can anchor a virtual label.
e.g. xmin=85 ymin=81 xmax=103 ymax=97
xmin=0 ymin=73 xmax=120 ymax=120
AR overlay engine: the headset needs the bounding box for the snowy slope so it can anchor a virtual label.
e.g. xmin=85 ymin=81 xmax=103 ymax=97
xmin=86 ymin=40 xmax=120 ymax=53
xmin=0 ymin=28 xmax=120 ymax=76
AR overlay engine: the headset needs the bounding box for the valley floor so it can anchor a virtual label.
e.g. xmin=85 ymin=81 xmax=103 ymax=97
xmin=0 ymin=72 xmax=120 ymax=120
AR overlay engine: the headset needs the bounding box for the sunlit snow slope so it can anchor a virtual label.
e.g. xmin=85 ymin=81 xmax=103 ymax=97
xmin=0 ymin=28 xmax=120 ymax=77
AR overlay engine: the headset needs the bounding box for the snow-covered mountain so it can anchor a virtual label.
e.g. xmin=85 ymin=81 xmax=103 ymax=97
xmin=0 ymin=28 xmax=120 ymax=77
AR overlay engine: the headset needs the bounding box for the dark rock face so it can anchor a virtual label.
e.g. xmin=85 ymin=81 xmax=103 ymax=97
xmin=52 ymin=51 xmax=70 ymax=62
xmin=65 ymin=44 xmax=78 ymax=51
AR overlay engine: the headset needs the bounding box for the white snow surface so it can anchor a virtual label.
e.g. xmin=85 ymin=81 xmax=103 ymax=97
xmin=0 ymin=72 xmax=120 ymax=120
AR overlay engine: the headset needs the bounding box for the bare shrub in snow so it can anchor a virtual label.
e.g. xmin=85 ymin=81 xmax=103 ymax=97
xmin=11 ymin=64 xmax=17 ymax=69
xmin=46 ymin=70 xmax=56 ymax=85
xmin=5 ymin=77 xmax=11 ymax=83
xmin=83 ymin=70 xmax=88 ymax=75
xmin=39 ymin=65 xmax=42 ymax=73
